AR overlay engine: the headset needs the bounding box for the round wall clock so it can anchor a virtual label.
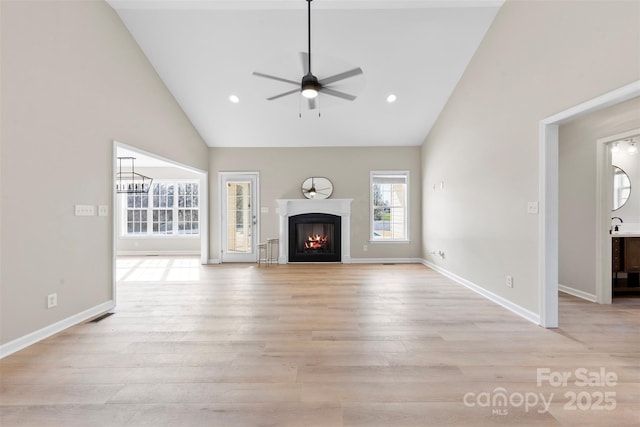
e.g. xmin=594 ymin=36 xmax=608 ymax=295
xmin=301 ymin=177 xmax=333 ymax=199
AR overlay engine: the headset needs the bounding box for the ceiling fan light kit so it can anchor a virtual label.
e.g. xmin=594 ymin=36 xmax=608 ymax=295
xmin=253 ymin=0 xmax=363 ymax=111
xmin=301 ymin=73 xmax=319 ymax=99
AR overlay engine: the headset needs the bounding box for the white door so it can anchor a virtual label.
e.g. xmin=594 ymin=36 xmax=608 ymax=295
xmin=221 ymin=173 xmax=259 ymax=262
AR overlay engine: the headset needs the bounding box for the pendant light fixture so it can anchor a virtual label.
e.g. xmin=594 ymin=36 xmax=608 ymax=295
xmin=116 ymin=157 xmax=153 ymax=194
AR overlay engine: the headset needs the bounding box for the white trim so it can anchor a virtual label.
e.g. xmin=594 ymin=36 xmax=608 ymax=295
xmin=351 ymin=258 xmax=422 ymax=264
xmin=539 ymin=81 xmax=640 ymax=328
xmin=0 ymin=301 xmax=115 ymax=359
xmin=208 ymin=258 xmax=221 ymax=264
xmin=422 ymin=259 xmax=541 ymax=326
xmin=117 ymin=250 xmax=200 ymax=256
xmin=558 ymin=284 xmax=597 ymax=303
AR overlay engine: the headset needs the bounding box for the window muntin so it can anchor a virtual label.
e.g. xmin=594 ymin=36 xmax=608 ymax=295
xmin=371 ymin=172 xmax=408 ymax=241
xmin=123 ymin=181 xmax=199 ymax=237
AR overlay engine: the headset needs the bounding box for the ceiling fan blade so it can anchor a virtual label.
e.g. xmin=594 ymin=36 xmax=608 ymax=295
xmin=319 ymin=67 xmax=363 ymax=86
xmin=307 ymin=97 xmax=317 ymax=110
xmin=300 ymin=52 xmax=309 ymax=75
xmin=267 ymin=88 xmax=300 ymax=101
xmin=319 ymin=87 xmax=357 ymax=101
xmin=253 ymin=72 xmax=299 ymax=86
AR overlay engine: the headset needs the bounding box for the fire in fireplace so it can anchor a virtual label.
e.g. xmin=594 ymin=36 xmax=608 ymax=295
xmin=305 ymin=234 xmax=328 ymax=250
xmin=289 ymin=213 xmax=341 ymax=262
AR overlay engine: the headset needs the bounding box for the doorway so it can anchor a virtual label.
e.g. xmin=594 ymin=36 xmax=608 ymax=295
xmin=596 ymin=130 xmax=640 ymax=302
xmin=112 ymin=141 xmax=209 ymax=303
xmin=540 ymin=81 xmax=640 ymax=328
xmin=220 ymin=172 xmax=259 ymax=262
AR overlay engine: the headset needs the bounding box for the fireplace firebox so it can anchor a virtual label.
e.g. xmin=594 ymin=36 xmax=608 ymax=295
xmin=288 ymin=213 xmax=341 ymax=262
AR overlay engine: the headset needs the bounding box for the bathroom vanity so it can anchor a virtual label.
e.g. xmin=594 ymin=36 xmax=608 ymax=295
xmin=612 ymin=235 xmax=640 ymax=294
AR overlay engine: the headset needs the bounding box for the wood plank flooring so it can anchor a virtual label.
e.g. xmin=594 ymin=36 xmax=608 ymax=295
xmin=1 ymin=257 xmax=639 ymax=426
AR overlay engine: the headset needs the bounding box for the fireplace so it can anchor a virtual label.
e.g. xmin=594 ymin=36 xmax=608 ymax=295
xmin=276 ymin=199 xmax=352 ymax=264
xmin=289 ymin=213 xmax=341 ymax=262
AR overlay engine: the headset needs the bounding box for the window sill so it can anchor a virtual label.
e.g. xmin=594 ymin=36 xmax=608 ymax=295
xmin=369 ymin=239 xmax=411 ymax=244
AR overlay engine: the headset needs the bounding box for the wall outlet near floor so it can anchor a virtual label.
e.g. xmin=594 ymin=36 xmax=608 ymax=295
xmin=47 ymin=293 xmax=57 ymax=308
xmin=506 ymin=275 xmax=514 ymax=288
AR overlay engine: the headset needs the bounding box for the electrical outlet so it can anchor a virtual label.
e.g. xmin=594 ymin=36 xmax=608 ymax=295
xmin=47 ymin=293 xmax=57 ymax=308
xmin=527 ymin=201 xmax=539 ymax=215
xmin=363 ymin=244 xmax=368 ymax=252
xmin=506 ymin=275 xmax=514 ymax=288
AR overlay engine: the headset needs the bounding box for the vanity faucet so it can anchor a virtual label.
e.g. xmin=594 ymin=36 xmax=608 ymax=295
xmin=611 ymin=217 xmax=623 ymax=232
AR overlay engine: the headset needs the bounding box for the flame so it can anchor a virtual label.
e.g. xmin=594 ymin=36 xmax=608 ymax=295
xmin=304 ymin=234 xmax=328 ymax=249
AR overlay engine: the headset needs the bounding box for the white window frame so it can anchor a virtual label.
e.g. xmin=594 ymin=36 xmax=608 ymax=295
xmin=370 ymin=170 xmax=409 ymax=243
xmin=121 ymin=179 xmax=200 ymax=238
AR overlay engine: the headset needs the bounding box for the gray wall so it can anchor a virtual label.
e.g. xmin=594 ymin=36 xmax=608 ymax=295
xmin=1 ymin=1 xmax=208 ymax=346
xmin=208 ymin=147 xmax=422 ymax=262
xmin=559 ymin=98 xmax=640 ymax=295
xmin=421 ymin=0 xmax=640 ymax=315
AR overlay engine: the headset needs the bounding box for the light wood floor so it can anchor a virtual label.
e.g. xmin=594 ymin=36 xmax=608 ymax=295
xmin=1 ymin=258 xmax=639 ymax=426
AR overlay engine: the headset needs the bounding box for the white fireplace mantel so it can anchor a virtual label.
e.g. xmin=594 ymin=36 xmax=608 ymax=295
xmin=276 ymin=199 xmax=352 ymax=264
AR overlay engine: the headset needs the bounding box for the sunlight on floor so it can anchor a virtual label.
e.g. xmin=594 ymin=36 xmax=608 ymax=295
xmin=117 ymin=256 xmax=200 ymax=282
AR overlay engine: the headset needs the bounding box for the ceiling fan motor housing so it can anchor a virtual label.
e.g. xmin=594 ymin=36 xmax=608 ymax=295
xmin=301 ymin=73 xmax=320 ymax=98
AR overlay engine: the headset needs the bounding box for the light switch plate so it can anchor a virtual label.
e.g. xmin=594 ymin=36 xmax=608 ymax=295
xmin=75 ymin=205 xmax=95 ymax=216
xmin=98 ymin=205 xmax=109 ymax=216
xmin=261 ymin=207 xmax=269 ymax=214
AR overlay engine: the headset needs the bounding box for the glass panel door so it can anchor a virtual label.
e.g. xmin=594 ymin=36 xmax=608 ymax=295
xmin=221 ymin=173 xmax=258 ymax=262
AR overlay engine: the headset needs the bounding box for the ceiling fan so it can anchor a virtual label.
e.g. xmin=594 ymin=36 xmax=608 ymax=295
xmin=253 ymin=0 xmax=363 ymax=110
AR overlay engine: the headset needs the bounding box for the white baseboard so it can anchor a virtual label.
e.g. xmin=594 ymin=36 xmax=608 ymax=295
xmin=117 ymin=250 xmax=199 ymax=256
xmin=208 ymin=258 xmax=221 ymax=264
xmin=0 ymin=300 xmax=115 ymax=359
xmin=421 ymin=259 xmax=541 ymax=326
xmin=558 ymin=284 xmax=597 ymax=302
xmin=350 ymin=258 xmax=423 ymax=264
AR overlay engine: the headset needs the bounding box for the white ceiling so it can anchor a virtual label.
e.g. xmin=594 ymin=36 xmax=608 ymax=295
xmin=107 ymin=0 xmax=504 ymax=148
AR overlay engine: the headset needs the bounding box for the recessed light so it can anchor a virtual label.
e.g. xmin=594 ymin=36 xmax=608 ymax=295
xmin=229 ymin=95 xmax=240 ymax=104
xmin=386 ymin=94 xmax=397 ymax=103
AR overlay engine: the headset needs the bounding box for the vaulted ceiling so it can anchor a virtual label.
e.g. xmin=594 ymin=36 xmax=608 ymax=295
xmin=107 ymin=0 xmax=504 ymax=148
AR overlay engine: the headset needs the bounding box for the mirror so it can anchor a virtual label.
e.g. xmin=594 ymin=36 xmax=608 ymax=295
xmin=613 ymin=166 xmax=631 ymax=211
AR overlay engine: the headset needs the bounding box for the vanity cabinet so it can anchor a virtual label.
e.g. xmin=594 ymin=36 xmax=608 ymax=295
xmin=612 ymin=238 xmax=623 ymax=272
xmin=624 ymin=237 xmax=640 ymax=272
xmin=612 ymin=237 xmax=640 ymax=294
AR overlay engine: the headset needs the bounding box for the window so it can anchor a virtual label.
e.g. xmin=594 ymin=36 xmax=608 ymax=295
xmin=371 ymin=171 xmax=408 ymax=241
xmin=123 ymin=181 xmax=199 ymax=237
xmin=177 ymin=183 xmax=199 ymax=235
xmin=126 ymin=193 xmax=148 ymax=235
